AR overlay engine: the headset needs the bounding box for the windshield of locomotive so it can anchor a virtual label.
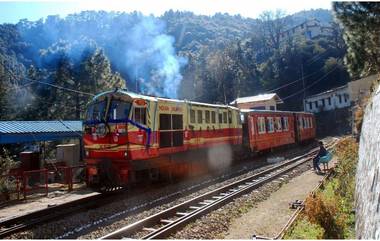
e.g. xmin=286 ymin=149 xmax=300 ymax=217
xmin=85 ymin=100 xmax=107 ymax=123
xmin=107 ymin=100 xmax=132 ymax=122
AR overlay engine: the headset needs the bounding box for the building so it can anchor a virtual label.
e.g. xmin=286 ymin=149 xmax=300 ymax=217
xmin=280 ymin=19 xmax=333 ymax=42
xmin=304 ymin=85 xmax=350 ymax=113
xmin=304 ymin=74 xmax=378 ymax=113
xmin=230 ymin=93 xmax=283 ymax=110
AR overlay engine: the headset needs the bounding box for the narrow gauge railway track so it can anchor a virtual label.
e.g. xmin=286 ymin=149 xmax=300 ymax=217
xmin=0 ymin=145 xmax=319 ymax=239
xmin=101 ymin=142 xmax=335 ymax=240
xmin=0 ymin=192 xmax=111 ymax=238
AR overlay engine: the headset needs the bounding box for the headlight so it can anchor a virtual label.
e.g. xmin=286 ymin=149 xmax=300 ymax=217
xmin=85 ymin=150 xmax=89 ymax=157
xmin=124 ymin=152 xmax=128 ymax=158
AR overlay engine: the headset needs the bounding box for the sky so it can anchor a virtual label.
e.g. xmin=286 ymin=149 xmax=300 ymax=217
xmin=0 ymin=0 xmax=333 ymax=24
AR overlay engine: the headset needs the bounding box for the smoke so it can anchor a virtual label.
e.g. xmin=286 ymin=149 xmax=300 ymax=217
xmin=15 ymin=11 xmax=187 ymax=99
xmin=124 ymin=16 xmax=187 ymax=98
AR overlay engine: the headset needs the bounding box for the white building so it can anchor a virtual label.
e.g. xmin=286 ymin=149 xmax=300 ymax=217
xmin=230 ymin=93 xmax=283 ymax=110
xmin=304 ymin=74 xmax=378 ymax=113
xmin=304 ymin=85 xmax=350 ymax=113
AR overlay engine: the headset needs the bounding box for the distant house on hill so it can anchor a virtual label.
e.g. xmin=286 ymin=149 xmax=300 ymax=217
xmin=230 ymin=93 xmax=283 ymax=110
xmin=280 ymin=18 xmax=333 ymax=42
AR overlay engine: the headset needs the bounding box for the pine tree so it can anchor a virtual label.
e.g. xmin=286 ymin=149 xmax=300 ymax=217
xmin=333 ymin=2 xmax=380 ymax=77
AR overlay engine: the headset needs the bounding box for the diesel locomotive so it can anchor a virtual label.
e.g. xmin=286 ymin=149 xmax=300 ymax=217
xmin=83 ymin=89 xmax=315 ymax=190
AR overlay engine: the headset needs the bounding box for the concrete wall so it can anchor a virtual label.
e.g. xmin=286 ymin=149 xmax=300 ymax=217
xmin=356 ymin=84 xmax=380 ymax=239
xmin=314 ymin=107 xmax=351 ymax=137
xmin=348 ymin=74 xmax=378 ymax=104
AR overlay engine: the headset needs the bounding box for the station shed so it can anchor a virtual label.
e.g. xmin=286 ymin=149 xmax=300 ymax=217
xmin=0 ymin=120 xmax=82 ymax=144
xmin=0 ymin=120 xmax=83 ymax=168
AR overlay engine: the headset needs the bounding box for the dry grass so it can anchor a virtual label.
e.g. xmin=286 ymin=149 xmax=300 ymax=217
xmin=285 ymin=137 xmax=358 ymax=239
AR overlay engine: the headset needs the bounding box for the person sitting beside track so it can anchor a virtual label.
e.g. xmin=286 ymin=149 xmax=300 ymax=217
xmin=313 ymin=141 xmax=327 ymax=174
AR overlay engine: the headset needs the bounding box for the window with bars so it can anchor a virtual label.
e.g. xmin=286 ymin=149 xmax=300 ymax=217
xmin=205 ymin=110 xmax=210 ymax=124
xmin=197 ymin=110 xmax=203 ymax=124
xmin=211 ymin=111 xmax=216 ymax=124
xmin=267 ymin=117 xmax=274 ymax=133
xmin=159 ymin=114 xmax=183 ymax=148
xmin=275 ymin=117 xmax=282 ymax=131
xmin=133 ymin=107 xmax=146 ymax=125
xmin=190 ymin=109 xmax=195 ymax=123
xmin=258 ymin=117 xmax=266 ymax=134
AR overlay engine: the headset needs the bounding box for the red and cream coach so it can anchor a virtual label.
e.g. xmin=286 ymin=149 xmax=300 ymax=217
xmin=83 ymin=89 xmax=316 ymax=190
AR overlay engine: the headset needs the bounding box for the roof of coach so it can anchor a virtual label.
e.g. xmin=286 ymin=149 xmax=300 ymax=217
xmin=240 ymin=109 xmax=314 ymax=115
xmin=92 ymin=89 xmax=238 ymax=110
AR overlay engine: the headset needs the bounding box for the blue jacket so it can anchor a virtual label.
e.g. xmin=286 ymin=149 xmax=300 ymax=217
xmin=317 ymin=145 xmax=327 ymax=157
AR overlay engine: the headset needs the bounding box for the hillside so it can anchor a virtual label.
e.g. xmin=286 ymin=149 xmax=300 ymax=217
xmin=0 ymin=8 xmax=349 ymax=120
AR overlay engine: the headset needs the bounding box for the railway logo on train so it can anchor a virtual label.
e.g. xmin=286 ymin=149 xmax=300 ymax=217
xmin=83 ymin=89 xmax=316 ymax=190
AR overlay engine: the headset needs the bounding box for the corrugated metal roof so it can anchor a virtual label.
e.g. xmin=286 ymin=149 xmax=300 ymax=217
xmin=0 ymin=121 xmax=82 ymax=144
xmin=0 ymin=121 xmax=82 ymax=134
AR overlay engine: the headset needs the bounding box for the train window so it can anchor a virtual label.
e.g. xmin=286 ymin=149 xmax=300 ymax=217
xmin=228 ymin=111 xmax=232 ymax=124
xmin=298 ymin=118 xmax=303 ymax=129
xmin=284 ymin=117 xmax=289 ymax=131
xmin=133 ymin=107 xmax=146 ymax=125
xmin=276 ymin=117 xmax=282 ymax=132
xmin=223 ymin=112 xmax=228 ymax=124
xmin=267 ymin=117 xmax=274 ymax=133
xmin=310 ymin=117 xmax=313 ymax=128
xmin=258 ymin=117 xmax=266 ymax=134
xmin=197 ymin=110 xmax=203 ymax=123
xmin=205 ymin=110 xmax=210 ymax=124
xmin=219 ymin=113 xmax=223 ymax=124
xmin=306 ymin=118 xmax=309 ymax=128
xmin=190 ymin=109 xmax=195 ymax=123
xmin=302 ymin=117 xmax=306 ymax=129
xmin=108 ymin=100 xmax=131 ymax=121
xmin=211 ymin=111 xmax=216 ymax=124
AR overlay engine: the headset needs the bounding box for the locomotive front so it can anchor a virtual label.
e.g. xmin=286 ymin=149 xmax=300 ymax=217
xmin=83 ymin=89 xmax=151 ymax=190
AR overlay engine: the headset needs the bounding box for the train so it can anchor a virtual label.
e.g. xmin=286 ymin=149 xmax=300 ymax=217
xmin=83 ymin=89 xmax=316 ymax=190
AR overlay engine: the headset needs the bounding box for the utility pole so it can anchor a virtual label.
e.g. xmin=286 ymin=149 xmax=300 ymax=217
xmin=301 ymin=62 xmax=305 ymax=111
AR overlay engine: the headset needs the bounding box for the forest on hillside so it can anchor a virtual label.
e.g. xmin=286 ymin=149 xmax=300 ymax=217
xmin=0 ymin=8 xmax=350 ymax=120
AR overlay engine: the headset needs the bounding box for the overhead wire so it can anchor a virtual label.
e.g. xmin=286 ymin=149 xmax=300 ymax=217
xmin=280 ymin=65 xmax=338 ymax=101
xmin=0 ymin=61 xmax=94 ymax=96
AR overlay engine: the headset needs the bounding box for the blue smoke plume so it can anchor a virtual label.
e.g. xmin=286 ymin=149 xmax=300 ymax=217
xmin=124 ymin=16 xmax=187 ymax=98
xmin=16 ymin=11 xmax=187 ymax=99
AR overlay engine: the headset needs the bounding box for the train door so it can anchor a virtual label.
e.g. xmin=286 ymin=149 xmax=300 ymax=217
xmin=242 ymin=113 xmax=249 ymax=147
xmin=293 ymin=113 xmax=301 ymax=142
xmin=159 ymin=114 xmax=184 ymax=148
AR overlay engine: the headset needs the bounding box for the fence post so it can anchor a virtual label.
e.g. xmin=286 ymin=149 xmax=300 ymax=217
xmin=16 ymin=178 xmax=20 ymax=200
xmin=69 ymin=167 xmax=73 ymax=191
xmin=45 ymin=169 xmax=48 ymax=196
xmin=23 ymin=172 xmax=26 ymax=200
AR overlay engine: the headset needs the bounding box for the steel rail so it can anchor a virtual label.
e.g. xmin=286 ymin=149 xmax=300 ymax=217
xmin=0 ymin=193 xmax=110 ymax=238
xmin=100 ymin=142 xmax=334 ymax=240
xmin=0 ymin=143 xmax=319 ymax=239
